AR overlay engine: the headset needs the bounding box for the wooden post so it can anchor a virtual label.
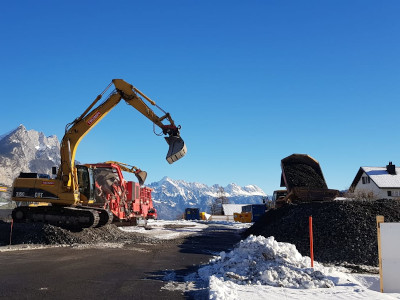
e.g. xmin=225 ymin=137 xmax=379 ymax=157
xmin=309 ymin=216 xmax=314 ymax=268
xmin=376 ymin=215 xmax=384 ymax=293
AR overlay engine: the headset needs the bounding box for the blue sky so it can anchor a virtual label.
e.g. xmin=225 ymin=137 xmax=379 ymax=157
xmin=1 ymin=1 xmax=400 ymax=195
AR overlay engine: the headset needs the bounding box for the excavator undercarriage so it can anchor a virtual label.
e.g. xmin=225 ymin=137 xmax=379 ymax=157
xmin=11 ymin=206 xmax=110 ymax=229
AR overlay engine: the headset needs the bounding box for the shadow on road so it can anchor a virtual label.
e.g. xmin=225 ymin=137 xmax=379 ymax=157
xmin=145 ymin=224 xmax=244 ymax=299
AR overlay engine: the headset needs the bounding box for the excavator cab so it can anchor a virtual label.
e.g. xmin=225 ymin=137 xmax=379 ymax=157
xmin=77 ymin=165 xmax=95 ymax=202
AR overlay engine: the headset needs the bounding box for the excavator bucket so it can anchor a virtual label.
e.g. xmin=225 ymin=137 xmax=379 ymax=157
xmin=165 ymin=135 xmax=187 ymax=164
xmin=135 ymin=171 xmax=147 ymax=186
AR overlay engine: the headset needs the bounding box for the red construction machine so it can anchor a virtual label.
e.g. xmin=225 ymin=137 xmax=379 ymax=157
xmin=86 ymin=161 xmax=157 ymax=223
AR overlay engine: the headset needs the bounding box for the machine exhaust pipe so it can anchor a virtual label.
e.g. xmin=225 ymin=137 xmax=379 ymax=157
xmin=135 ymin=171 xmax=147 ymax=186
xmin=165 ymin=135 xmax=187 ymax=164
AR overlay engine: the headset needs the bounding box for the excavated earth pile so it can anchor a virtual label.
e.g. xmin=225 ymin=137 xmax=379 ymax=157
xmin=244 ymin=200 xmax=400 ymax=266
xmin=0 ymin=222 xmax=160 ymax=246
xmin=283 ymin=163 xmax=327 ymax=188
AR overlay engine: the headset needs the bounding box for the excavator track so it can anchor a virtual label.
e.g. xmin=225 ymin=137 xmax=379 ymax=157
xmin=12 ymin=206 xmax=100 ymax=229
xmin=78 ymin=206 xmax=114 ymax=227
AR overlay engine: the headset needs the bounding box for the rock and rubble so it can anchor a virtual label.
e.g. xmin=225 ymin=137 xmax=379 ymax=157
xmin=244 ymin=199 xmax=400 ymax=266
xmin=283 ymin=163 xmax=327 ymax=189
xmin=0 ymin=221 xmax=163 ymax=247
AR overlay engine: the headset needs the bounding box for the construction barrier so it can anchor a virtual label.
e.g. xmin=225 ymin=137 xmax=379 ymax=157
xmin=233 ymin=212 xmax=252 ymax=223
xmin=209 ymin=215 xmax=235 ymax=222
xmin=377 ymin=215 xmax=400 ymax=293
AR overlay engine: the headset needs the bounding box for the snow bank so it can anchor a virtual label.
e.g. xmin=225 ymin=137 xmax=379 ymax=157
xmin=198 ymin=235 xmax=339 ymax=289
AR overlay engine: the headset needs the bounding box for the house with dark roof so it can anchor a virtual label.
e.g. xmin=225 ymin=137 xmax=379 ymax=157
xmin=349 ymin=162 xmax=400 ymax=199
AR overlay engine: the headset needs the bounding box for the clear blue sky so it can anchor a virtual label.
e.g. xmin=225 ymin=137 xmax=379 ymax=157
xmin=1 ymin=1 xmax=400 ymax=195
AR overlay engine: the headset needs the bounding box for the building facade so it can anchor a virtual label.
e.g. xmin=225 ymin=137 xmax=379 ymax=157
xmin=350 ymin=162 xmax=400 ymax=199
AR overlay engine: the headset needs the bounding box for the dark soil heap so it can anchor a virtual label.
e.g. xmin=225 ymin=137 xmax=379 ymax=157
xmin=283 ymin=164 xmax=327 ymax=189
xmin=0 ymin=222 xmax=159 ymax=246
xmin=244 ymin=200 xmax=400 ymax=266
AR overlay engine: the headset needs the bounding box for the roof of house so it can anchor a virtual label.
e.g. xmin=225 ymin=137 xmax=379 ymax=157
xmin=350 ymin=166 xmax=400 ymax=189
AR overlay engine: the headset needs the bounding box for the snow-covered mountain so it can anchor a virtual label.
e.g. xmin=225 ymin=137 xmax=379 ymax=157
xmin=0 ymin=125 xmax=266 ymax=218
xmin=0 ymin=125 xmax=60 ymax=187
xmin=148 ymin=177 xmax=266 ymax=220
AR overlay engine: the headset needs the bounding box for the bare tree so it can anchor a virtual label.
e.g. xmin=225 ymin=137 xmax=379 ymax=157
xmin=209 ymin=187 xmax=229 ymax=215
xmin=344 ymin=188 xmax=377 ymax=201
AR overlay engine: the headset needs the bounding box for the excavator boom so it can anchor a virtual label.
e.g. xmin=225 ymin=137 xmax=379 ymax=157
xmin=104 ymin=161 xmax=147 ymax=186
xmin=60 ymin=79 xmax=187 ymax=196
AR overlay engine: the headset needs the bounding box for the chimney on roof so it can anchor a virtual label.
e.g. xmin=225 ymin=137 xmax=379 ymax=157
xmin=386 ymin=161 xmax=396 ymax=175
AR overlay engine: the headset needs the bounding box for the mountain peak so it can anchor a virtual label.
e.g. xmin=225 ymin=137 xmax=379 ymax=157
xmin=10 ymin=124 xmax=26 ymax=135
xmin=0 ymin=125 xmax=61 ymax=186
xmin=0 ymin=124 xmax=26 ymax=141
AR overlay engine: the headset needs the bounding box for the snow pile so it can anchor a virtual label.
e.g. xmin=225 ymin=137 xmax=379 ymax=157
xmin=198 ymin=235 xmax=337 ymax=289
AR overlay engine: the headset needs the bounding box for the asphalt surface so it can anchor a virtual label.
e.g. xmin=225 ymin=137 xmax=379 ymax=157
xmin=0 ymin=223 xmax=242 ymax=300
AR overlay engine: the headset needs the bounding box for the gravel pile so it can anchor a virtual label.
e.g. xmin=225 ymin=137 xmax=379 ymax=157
xmin=244 ymin=200 xmax=400 ymax=266
xmin=283 ymin=164 xmax=327 ymax=189
xmin=0 ymin=222 xmax=159 ymax=246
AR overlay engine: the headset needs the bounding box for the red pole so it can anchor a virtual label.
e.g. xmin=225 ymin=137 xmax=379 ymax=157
xmin=9 ymin=219 xmax=13 ymax=246
xmin=309 ymin=216 xmax=314 ymax=268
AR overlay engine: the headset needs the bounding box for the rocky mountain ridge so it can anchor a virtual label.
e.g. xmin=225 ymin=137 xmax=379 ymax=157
xmin=0 ymin=125 xmax=60 ymax=187
xmin=148 ymin=176 xmax=266 ymax=219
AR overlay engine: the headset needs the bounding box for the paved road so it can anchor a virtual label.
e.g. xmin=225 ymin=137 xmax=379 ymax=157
xmin=0 ymin=225 xmax=242 ymax=300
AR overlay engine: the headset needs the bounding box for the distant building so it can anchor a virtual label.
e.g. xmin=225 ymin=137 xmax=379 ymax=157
xmin=222 ymin=204 xmax=247 ymax=216
xmin=349 ymin=162 xmax=400 ymax=199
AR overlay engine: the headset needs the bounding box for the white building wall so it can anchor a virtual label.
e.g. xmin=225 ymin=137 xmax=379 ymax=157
xmin=354 ymin=172 xmax=400 ymax=199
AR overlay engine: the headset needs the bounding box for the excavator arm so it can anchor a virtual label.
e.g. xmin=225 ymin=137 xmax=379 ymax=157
xmin=59 ymin=79 xmax=186 ymax=194
xmin=104 ymin=161 xmax=147 ymax=186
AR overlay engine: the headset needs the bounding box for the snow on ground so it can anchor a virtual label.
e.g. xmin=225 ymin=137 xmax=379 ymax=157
xmin=188 ymin=234 xmax=400 ymax=300
xmin=119 ymin=219 xmax=209 ymax=240
xmin=118 ymin=219 xmax=252 ymax=240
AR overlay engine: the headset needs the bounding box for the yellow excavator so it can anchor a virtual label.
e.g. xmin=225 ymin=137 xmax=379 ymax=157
xmin=11 ymin=79 xmax=186 ymax=228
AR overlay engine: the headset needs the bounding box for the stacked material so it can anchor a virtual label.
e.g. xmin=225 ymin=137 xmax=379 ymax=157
xmin=244 ymin=200 xmax=400 ymax=266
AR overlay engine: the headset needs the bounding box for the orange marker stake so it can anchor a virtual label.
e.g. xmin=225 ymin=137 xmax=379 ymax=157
xmin=309 ymin=216 xmax=314 ymax=268
xmin=9 ymin=219 xmax=13 ymax=245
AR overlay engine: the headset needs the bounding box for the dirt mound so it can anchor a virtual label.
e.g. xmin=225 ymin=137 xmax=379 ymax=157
xmin=283 ymin=164 xmax=326 ymax=188
xmin=244 ymin=200 xmax=400 ymax=266
xmin=0 ymin=222 xmax=158 ymax=246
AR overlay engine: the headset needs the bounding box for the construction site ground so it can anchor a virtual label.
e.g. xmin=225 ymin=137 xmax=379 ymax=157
xmin=0 ymin=210 xmax=245 ymax=300
xmin=1 ymin=200 xmax=400 ymax=299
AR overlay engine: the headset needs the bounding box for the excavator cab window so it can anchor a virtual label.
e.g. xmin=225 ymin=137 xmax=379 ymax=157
xmin=77 ymin=165 xmax=95 ymax=201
